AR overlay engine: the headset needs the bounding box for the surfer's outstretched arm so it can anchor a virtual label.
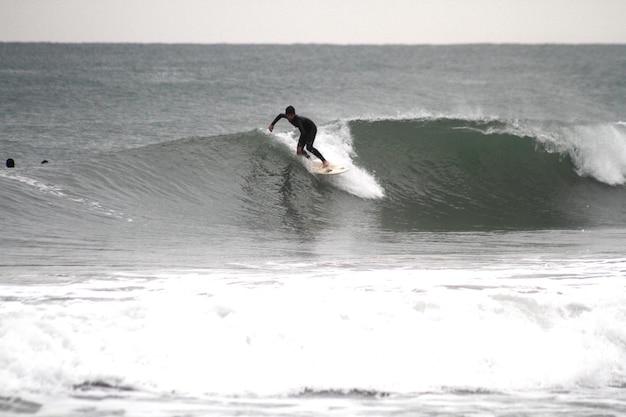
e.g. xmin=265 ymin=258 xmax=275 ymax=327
xmin=268 ymin=114 xmax=287 ymax=132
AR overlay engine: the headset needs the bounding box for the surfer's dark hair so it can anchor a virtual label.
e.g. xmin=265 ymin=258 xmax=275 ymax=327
xmin=285 ymin=106 xmax=295 ymax=115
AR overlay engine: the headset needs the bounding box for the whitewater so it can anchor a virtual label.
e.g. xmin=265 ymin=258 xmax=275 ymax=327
xmin=1 ymin=43 xmax=626 ymax=416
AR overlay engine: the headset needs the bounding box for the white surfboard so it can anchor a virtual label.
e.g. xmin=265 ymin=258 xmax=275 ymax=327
xmin=312 ymin=162 xmax=350 ymax=175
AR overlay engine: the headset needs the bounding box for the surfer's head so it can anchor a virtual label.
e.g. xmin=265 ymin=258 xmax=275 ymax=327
xmin=286 ymin=106 xmax=295 ymax=121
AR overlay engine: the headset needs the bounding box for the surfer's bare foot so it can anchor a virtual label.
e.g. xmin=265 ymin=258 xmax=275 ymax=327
xmin=322 ymin=161 xmax=330 ymax=168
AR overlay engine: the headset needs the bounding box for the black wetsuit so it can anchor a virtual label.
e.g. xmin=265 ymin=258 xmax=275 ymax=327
xmin=271 ymin=114 xmax=326 ymax=162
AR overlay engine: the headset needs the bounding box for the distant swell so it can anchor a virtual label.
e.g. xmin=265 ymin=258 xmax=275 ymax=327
xmin=297 ymin=387 xmax=390 ymax=398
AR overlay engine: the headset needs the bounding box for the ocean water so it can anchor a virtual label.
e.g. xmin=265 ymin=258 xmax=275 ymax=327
xmin=1 ymin=43 xmax=625 ymax=416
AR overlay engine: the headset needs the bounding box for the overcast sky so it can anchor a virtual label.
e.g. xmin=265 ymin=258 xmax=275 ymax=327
xmin=1 ymin=0 xmax=625 ymax=44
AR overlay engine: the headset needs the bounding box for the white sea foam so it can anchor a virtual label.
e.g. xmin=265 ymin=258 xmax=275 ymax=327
xmin=1 ymin=258 xmax=624 ymax=398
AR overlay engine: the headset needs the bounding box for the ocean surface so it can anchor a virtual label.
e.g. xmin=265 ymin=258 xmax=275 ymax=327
xmin=1 ymin=43 xmax=625 ymax=416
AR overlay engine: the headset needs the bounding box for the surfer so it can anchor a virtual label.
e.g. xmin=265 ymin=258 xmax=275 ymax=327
xmin=268 ymin=106 xmax=329 ymax=168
